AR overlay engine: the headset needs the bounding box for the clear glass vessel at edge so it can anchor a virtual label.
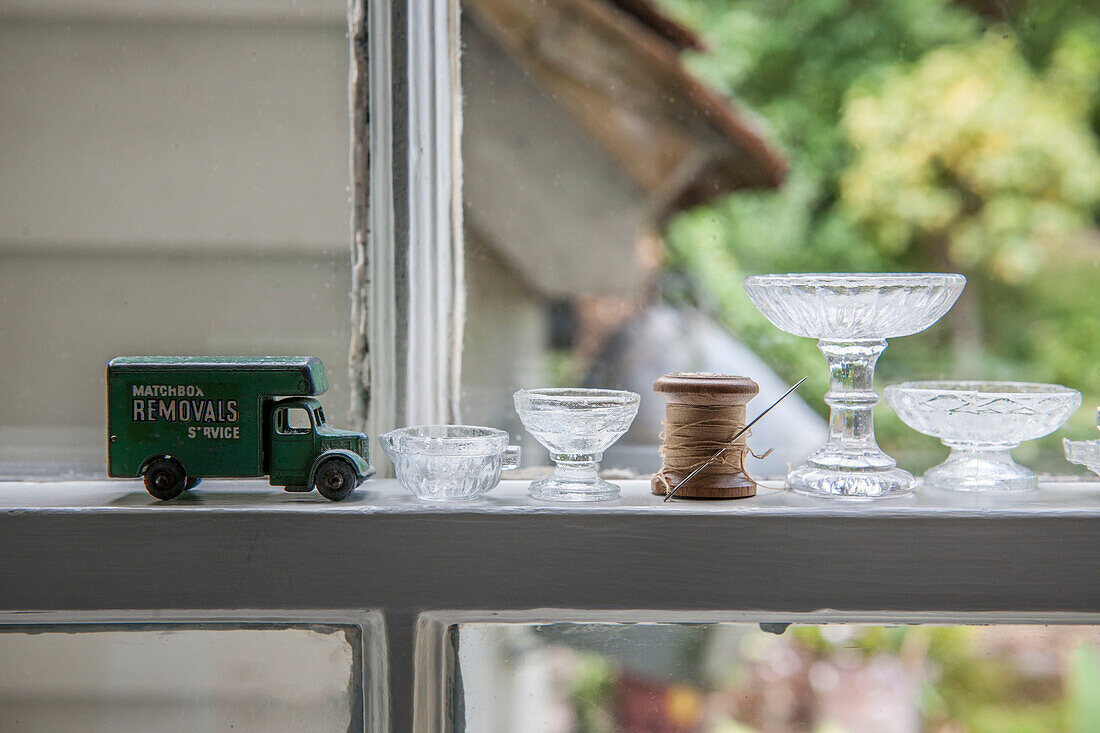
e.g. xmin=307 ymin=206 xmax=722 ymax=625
xmin=1064 ymin=408 xmax=1100 ymax=477
xmin=514 ymin=388 xmax=640 ymax=502
xmin=886 ymin=381 xmax=1081 ymax=492
xmin=743 ymin=273 xmax=966 ymax=499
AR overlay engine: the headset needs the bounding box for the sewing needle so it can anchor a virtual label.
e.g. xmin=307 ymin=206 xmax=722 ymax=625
xmin=663 ymin=376 xmax=808 ymax=502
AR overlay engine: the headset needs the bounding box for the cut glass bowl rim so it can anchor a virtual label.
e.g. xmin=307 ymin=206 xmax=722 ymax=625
xmin=380 ymin=424 xmax=509 ymax=455
xmin=514 ymin=387 xmax=641 ymax=408
xmin=885 ymin=380 xmax=1082 ymax=443
xmin=885 ymin=380 xmax=1082 ymax=398
xmin=742 ymin=272 xmax=966 ymax=339
xmin=743 ymin=272 xmax=967 ymax=288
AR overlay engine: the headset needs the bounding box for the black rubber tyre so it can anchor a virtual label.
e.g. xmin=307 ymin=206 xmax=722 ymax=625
xmin=143 ymin=457 xmax=188 ymax=501
xmin=314 ymin=459 xmax=358 ymax=501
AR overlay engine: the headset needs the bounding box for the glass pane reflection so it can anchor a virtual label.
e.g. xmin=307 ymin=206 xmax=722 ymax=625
xmin=456 ymin=623 xmax=1100 ymax=733
xmin=0 ymin=624 xmax=360 ymax=733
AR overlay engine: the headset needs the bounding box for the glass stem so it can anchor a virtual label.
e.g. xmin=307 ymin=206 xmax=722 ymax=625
xmin=551 ymin=456 xmax=601 ymax=484
xmin=943 ymin=442 xmax=1017 ymax=463
xmin=814 ymin=339 xmax=895 ymax=471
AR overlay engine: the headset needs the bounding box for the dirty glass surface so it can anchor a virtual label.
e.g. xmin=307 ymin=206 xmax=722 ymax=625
xmin=0 ymin=624 xmax=362 ymax=733
xmin=458 ymin=0 xmax=1100 ymax=480
xmin=455 ymin=622 xmax=1100 ymax=733
xmin=0 ymin=0 xmax=354 ymax=478
xmin=284 ymin=407 xmax=314 ymax=432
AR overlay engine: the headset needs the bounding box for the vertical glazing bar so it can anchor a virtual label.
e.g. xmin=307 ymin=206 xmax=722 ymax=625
xmin=351 ymin=0 xmax=463 ymax=466
xmin=385 ymin=610 xmax=418 ymax=733
xmin=405 ymin=0 xmax=464 ymax=427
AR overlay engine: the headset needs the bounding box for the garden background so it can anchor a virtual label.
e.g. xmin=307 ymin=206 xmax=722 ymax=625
xmin=653 ymin=0 xmax=1100 ymax=471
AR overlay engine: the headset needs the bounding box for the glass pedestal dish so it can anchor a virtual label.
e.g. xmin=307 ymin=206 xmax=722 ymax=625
xmin=743 ymin=273 xmax=966 ymax=499
xmin=886 ymin=382 xmax=1081 ymax=492
xmin=514 ymin=388 xmax=640 ymax=502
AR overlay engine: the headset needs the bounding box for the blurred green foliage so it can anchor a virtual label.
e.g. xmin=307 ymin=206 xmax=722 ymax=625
xmin=792 ymin=625 xmax=1096 ymax=732
xmin=842 ymin=34 xmax=1100 ymax=285
xmin=563 ymin=624 xmax=1098 ymax=731
xmin=571 ymin=652 xmax=617 ymax=733
xmin=1070 ymin=643 xmax=1100 ymax=731
xmin=654 ymin=0 xmax=1100 ymax=468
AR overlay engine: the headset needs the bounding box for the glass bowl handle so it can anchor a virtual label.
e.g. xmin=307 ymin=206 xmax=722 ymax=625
xmin=502 ymin=445 xmax=521 ymax=470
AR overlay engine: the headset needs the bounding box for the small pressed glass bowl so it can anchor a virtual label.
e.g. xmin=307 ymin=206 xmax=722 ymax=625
xmin=379 ymin=425 xmax=520 ymax=502
xmin=885 ymin=381 xmax=1081 ymax=492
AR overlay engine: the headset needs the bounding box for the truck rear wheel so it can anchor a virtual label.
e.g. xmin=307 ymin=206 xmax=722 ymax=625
xmin=143 ymin=457 xmax=188 ymax=501
xmin=315 ymin=459 xmax=357 ymax=501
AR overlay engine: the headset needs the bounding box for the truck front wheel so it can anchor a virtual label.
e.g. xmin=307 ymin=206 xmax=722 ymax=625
xmin=143 ymin=457 xmax=188 ymax=501
xmin=315 ymin=459 xmax=357 ymax=501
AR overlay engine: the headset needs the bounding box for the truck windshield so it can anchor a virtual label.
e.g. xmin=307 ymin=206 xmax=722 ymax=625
xmin=277 ymin=407 xmax=313 ymax=434
xmin=313 ymin=407 xmax=325 ymax=425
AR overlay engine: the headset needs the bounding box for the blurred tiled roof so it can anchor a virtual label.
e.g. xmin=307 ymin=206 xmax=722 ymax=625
xmin=466 ymin=0 xmax=788 ymax=216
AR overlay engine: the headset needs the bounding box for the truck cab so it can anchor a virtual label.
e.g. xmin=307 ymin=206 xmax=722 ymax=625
xmin=266 ymin=397 xmax=372 ymax=494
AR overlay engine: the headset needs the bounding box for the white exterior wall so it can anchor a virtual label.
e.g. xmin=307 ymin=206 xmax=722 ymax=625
xmin=0 ymin=6 xmax=366 ymax=727
xmin=0 ymin=3 xmax=354 ymax=428
xmin=0 ymin=1 xmax=553 ymax=438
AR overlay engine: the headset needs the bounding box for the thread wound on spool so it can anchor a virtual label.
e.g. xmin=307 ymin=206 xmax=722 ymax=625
xmin=652 ymin=373 xmax=765 ymax=499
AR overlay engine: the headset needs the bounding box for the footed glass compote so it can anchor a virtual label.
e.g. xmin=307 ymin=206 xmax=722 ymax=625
xmin=886 ymin=381 xmax=1081 ymax=492
xmin=514 ymin=388 xmax=640 ymax=501
xmin=743 ymin=273 xmax=966 ymax=499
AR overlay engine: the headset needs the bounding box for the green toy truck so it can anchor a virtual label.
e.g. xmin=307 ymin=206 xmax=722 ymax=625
xmin=107 ymin=356 xmax=374 ymax=501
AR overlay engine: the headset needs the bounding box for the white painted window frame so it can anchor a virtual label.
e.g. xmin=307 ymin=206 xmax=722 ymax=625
xmin=345 ymin=5 xmax=1100 ymax=727
xmin=0 ymin=609 xmax=389 ymax=732
xmin=349 ymin=0 xmax=464 ymax=445
xmin=416 ymin=609 xmax=1100 ymax=731
xmin=0 ymin=3 xmax=1098 ymax=732
xmin=0 ymin=478 xmax=1098 ymax=731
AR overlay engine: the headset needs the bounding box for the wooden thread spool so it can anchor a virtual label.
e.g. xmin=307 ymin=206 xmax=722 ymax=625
xmin=652 ymin=373 xmax=760 ymax=499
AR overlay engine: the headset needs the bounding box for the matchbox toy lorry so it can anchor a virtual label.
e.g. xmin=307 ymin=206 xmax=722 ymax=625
xmin=107 ymin=357 xmax=374 ymax=501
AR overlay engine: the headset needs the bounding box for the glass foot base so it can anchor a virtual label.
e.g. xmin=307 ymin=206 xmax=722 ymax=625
xmin=529 ymin=477 xmax=620 ymax=502
xmin=923 ymin=448 xmax=1036 ymax=492
xmin=787 ymin=464 xmax=915 ymax=499
xmin=410 ymin=492 xmax=485 ymax=503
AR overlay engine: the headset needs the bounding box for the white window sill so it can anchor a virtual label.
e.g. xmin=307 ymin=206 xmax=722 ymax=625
xmin=0 ymin=476 xmax=1098 ymax=514
xmin=0 ymin=477 xmax=1097 ymax=617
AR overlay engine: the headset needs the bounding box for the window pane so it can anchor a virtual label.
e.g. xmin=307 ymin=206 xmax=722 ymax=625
xmin=456 ymin=622 xmax=1100 ymax=732
xmin=285 ymin=407 xmax=313 ymax=432
xmin=0 ymin=624 xmax=362 ymax=732
xmin=0 ymin=1 xmax=353 ymax=475
xmin=459 ymin=0 xmax=1100 ymax=478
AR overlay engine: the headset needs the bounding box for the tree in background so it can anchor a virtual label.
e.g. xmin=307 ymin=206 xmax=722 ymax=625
xmin=656 ymin=0 xmax=1100 ymax=463
xmin=842 ymin=32 xmax=1100 ymax=371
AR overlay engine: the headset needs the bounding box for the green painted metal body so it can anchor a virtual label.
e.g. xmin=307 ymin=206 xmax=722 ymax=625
xmin=107 ymin=357 xmax=371 ymax=488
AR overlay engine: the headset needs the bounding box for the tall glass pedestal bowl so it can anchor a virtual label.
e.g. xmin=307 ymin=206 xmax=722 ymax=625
xmin=743 ymin=273 xmax=966 ymax=499
xmin=886 ymin=381 xmax=1081 ymax=492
